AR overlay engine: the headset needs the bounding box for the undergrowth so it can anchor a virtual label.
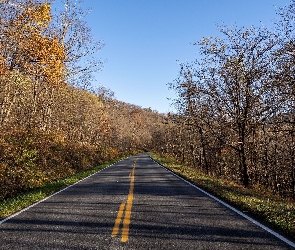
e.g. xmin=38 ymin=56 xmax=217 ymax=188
xmin=0 ymin=158 xmax=121 ymax=220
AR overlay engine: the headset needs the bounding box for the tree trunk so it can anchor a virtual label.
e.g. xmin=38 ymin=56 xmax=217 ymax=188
xmin=199 ymin=127 xmax=209 ymax=175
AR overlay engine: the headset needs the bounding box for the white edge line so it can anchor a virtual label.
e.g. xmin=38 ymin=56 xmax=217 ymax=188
xmin=150 ymin=157 xmax=295 ymax=248
xmin=0 ymin=158 xmax=125 ymax=225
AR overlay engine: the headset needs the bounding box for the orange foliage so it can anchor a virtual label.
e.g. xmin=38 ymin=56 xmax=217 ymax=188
xmin=2 ymin=3 xmax=65 ymax=86
xmin=22 ymin=33 xmax=66 ymax=86
xmin=0 ymin=53 xmax=7 ymax=76
xmin=15 ymin=3 xmax=51 ymax=28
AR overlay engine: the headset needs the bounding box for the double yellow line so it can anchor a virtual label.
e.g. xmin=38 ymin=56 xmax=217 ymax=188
xmin=112 ymin=159 xmax=137 ymax=242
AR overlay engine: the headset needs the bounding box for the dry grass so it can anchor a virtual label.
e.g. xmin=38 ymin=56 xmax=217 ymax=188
xmin=151 ymin=153 xmax=295 ymax=242
xmin=0 ymin=158 xmax=120 ymax=220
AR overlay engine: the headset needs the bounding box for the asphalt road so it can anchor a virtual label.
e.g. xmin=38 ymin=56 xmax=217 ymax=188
xmin=0 ymin=153 xmax=294 ymax=249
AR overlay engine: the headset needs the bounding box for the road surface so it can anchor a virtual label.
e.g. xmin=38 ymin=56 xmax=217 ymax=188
xmin=0 ymin=153 xmax=294 ymax=249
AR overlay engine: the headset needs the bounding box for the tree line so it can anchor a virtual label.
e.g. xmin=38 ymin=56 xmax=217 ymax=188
xmin=1 ymin=0 xmax=295 ymax=202
xmin=160 ymin=0 xmax=295 ymax=198
xmin=0 ymin=0 xmax=166 ymax=200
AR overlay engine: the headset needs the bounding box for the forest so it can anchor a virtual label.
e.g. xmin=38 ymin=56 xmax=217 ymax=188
xmin=0 ymin=0 xmax=168 ymax=201
xmin=165 ymin=2 xmax=295 ymax=197
xmin=1 ymin=0 xmax=295 ymax=204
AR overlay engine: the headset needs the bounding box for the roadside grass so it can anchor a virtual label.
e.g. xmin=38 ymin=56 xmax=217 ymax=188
xmin=151 ymin=153 xmax=295 ymax=242
xmin=0 ymin=158 xmax=121 ymax=220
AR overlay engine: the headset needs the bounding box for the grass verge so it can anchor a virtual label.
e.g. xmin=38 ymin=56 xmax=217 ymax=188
xmin=0 ymin=158 xmax=122 ymax=220
xmin=151 ymin=153 xmax=295 ymax=242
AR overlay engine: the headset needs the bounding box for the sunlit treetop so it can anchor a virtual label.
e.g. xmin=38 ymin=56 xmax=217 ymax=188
xmin=15 ymin=3 xmax=52 ymax=29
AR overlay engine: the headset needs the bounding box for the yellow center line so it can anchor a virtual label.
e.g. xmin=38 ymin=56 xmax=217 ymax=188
xmin=111 ymin=202 xmax=126 ymax=237
xmin=121 ymin=168 xmax=135 ymax=242
xmin=112 ymin=158 xmax=137 ymax=242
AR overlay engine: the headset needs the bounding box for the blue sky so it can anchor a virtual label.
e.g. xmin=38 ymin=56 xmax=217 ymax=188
xmin=61 ymin=0 xmax=290 ymax=113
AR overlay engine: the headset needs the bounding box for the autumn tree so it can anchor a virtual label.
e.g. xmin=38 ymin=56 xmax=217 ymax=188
xmin=275 ymin=0 xmax=295 ymax=121
xmin=272 ymin=0 xmax=295 ymax=196
xmin=171 ymin=25 xmax=280 ymax=187
xmin=0 ymin=0 xmax=66 ymax=129
xmin=0 ymin=1 xmax=65 ymax=82
xmin=50 ymin=0 xmax=104 ymax=88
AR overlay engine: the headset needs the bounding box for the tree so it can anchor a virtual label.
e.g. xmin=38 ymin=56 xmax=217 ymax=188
xmin=0 ymin=1 xmax=65 ymax=82
xmin=0 ymin=0 xmax=67 ymax=128
xmin=171 ymin=25 xmax=279 ymax=187
xmin=274 ymin=0 xmax=295 ymax=197
xmin=50 ymin=0 xmax=104 ymax=88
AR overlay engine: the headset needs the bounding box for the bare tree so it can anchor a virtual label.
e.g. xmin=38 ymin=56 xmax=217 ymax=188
xmin=171 ymin=25 xmax=279 ymax=187
xmin=50 ymin=0 xmax=104 ymax=88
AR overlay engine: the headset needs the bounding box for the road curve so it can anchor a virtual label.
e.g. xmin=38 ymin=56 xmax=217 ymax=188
xmin=0 ymin=153 xmax=294 ymax=249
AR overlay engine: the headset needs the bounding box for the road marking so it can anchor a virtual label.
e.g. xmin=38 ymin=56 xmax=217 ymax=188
xmin=111 ymin=202 xmax=126 ymax=237
xmin=150 ymin=157 xmax=295 ymax=249
xmin=112 ymin=159 xmax=137 ymax=242
xmin=0 ymin=159 xmax=124 ymax=225
xmin=122 ymin=164 xmax=135 ymax=242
